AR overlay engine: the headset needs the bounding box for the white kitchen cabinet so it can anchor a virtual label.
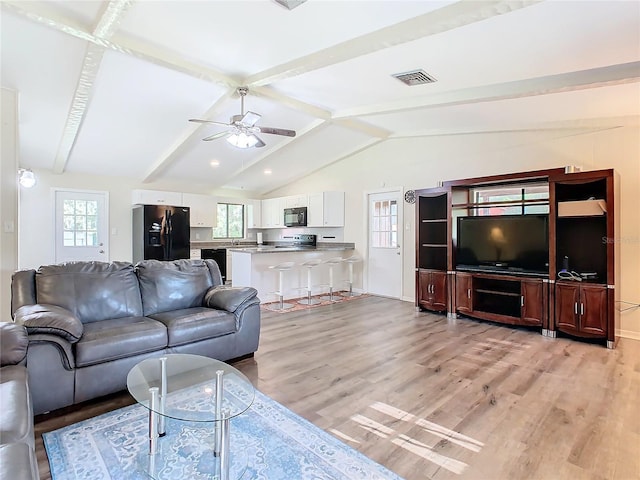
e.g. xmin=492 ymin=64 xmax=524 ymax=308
xmin=261 ymin=198 xmax=274 ymax=228
xmin=132 ymin=189 xmax=183 ymax=206
xmin=308 ymin=191 xmax=345 ymax=227
xmin=261 ymin=197 xmax=284 ymax=228
xmin=246 ymin=199 xmax=262 ymax=228
xmin=283 ymin=194 xmax=308 ymax=208
xmin=182 ymin=193 xmax=217 ymax=227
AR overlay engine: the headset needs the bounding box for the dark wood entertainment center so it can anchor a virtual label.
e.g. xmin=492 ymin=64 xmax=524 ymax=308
xmin=415 ymin=168 xmax=617 ymax=348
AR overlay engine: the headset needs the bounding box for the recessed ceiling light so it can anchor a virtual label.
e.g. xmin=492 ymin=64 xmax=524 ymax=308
xmin=210 ymin=160 xmax=220 ymax=167
xmin=264 ymin=169 xmax=272 ymax=175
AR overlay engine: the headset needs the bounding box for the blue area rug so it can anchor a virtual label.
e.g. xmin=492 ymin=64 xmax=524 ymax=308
xmin=43 ymin=379 xmax=404 ymax=480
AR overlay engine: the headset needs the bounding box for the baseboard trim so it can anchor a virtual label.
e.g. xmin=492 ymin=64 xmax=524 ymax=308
xmin=616 ymin=329 xmax=640 ymax=341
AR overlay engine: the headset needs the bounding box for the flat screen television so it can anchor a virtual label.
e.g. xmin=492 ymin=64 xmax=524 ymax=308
xmin=456 ymin=214 xmax=549 ymax=276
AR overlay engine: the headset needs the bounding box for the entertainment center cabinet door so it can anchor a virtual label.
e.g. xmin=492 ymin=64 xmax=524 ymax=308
xmin=418 ymin=270 xmax=447 ymax=312
xmin=555 ymin=283 xmax=607 ymax=337
xmin=521 ymin=280 xmax=544 ymax=326
xmin=455 ymin=273 xmax=472 ymax=313
xmin=579 ymin=285 xmax=608 ymax=337
xmin=431 ymin=272 xmax=447 ymax=311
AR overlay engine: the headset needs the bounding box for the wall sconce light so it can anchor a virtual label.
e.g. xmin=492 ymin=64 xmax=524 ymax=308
xmin=18 ymin=168 xmax=36 ymax=188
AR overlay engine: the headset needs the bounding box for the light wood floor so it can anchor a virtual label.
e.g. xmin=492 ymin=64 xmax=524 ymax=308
xmin=35 ymin=296 xmax=640 ymax=480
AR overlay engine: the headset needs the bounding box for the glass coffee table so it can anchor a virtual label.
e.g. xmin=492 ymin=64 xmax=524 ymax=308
xmin=127 ymin=354 xmax=255 ymax=480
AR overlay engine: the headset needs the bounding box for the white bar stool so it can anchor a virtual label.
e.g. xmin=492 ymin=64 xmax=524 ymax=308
xmin=342 ymin=255 xmax=362 ymax=297
xmin=297 ymin=259 xmax=323 ymax=305
xmin=319 ymin=257 xmax=344 ymax=302
xmin=268 ymin=261 xmax=296 ymax=310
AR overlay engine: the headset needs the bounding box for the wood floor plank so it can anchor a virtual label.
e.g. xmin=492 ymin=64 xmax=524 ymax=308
xmin=34 ymin=297 xmax=640 ymax=480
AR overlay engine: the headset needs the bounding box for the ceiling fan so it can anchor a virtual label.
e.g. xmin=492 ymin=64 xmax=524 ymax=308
xmin=189 ymin=87 xmax=296 ymax=148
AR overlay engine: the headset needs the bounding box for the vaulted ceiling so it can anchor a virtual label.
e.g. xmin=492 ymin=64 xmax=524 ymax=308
xmin=2 ymin=0 xmax=639 ymax=195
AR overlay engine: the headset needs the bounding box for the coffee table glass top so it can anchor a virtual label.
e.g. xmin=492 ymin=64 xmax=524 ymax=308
xmin=126 ymin=354 xmax=255 ymax=422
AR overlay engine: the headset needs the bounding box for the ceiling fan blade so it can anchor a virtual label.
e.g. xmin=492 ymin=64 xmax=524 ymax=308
xmin=254 ymin=135 xmax=266 ymax=148
xmin=189 ymin=118 xmax=231 ymax=127
xmin=202 ymin=131 xmax=230 ymax=141
xmin=257 ymin=126 xmax=296 ymax=137
xmin=241 ymin=111 xmax=261 ymax=127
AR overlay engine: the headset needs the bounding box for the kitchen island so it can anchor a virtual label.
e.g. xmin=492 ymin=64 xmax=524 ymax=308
xmin=230 ymin=243 xmax=356 ymax=303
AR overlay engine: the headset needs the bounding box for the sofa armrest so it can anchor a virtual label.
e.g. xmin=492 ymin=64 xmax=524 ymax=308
xmin=0 ymin=323 xmax=29 ymax=366
xmin=14 ymin=304 xmax=84 ymax=344
xmin=203 ymin=286 xmax=258 ymax=313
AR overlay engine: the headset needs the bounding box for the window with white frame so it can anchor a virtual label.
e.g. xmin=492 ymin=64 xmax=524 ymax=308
xmin=213 ymin=203 xmax=244 ymax=238
xmin=371 ymin=199 xmax=398 ymax=247
xmin=472 ymin=183 xmax=549 ymax=215
xmin=63 ymin=199 xmax=99 ymax=246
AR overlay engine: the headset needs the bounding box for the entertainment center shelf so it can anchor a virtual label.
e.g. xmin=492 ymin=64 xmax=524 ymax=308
xmin=455 ymin=272 xmax=546 ymax=327
xmin=414 ymin=168 xmax=617 ymax=348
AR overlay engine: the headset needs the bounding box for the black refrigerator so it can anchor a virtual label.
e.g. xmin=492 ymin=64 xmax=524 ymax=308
xmin=133 ymin=205 xmax=190 ymax=263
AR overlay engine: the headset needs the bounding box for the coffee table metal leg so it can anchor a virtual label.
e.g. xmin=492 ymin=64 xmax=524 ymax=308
xmin=214 ymin=369 xmax=224 ymax=456
xmin=220 ymin=408 xmax=230 ymax=480
xmin=158 ymin=357 xmax=167 ymax=436
xmin=148 ymin=387 xmax=159 ymax=455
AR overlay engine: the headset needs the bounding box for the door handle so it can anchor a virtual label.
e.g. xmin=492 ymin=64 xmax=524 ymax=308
xmin=99 ymin=250 xmax=105 ymax=254
xmin=467 ymin=288 xmax=471 ymax=299
xmin=580 ymin=303 xmax=584 ymax=316
xmin=574 ymin=302 xmax=578 ymax=315
xmin=521 ymin=296 xmax=524 ymax=307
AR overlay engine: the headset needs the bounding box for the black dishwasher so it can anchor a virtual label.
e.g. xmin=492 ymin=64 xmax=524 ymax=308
xmin=201 ymin=249 xmax=227 ymax=283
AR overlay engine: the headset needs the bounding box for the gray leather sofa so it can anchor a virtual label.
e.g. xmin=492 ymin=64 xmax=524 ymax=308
xmin=0 ymin=322 xmax=39 ymax=480
xmin=11 ymin=259 xmax=260 ymax=415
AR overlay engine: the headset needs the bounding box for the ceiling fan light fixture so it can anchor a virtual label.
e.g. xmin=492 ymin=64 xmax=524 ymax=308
xmin=226 ymin=132 xmax=259 ymax=149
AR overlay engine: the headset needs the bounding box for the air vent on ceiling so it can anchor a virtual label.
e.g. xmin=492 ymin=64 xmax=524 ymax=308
xmin=274 ymin=0 xmax=307 ymax=10
xmin=392 ymin=69 xmax=437 ymax=86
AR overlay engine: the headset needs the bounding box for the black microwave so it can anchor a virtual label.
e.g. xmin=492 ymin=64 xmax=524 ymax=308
xmin=284 ymin=207 xmax=307 ymax=227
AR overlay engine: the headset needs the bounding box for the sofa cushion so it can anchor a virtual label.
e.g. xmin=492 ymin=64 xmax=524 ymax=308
xmin=35 ymin=261 xmax=143 ymax=324
xmin=74 ymin=317 xmax=167 ymax=368
xmin=14 ymin=304 xmax=84 ymax=343
xmin=149 ymin=307 xmax=236 ymax=347
xmin=136 ymin=259 xmax=213 ymax=316
xmin=0 ymin=443 xmax=38 ymax=480
xmin=0 ymin=323 xmax=28 ymax=366
xmin=0 ymin=366 xmax=33 ymax=447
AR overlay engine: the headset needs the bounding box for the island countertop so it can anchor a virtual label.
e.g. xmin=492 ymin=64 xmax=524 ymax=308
xmin=228 ymin=242 xmax=354 ymax=253
xmin=229 ymin=244 xmax=357 ymax=302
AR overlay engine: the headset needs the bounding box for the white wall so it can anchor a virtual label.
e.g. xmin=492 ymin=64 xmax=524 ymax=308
xmin=18 ymin=170 xmax=254 ymax=270
xmin=270 ymin=127 xmax=640 ymax=340
xmin=1 ymin=88 xmax=19 ymax=317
